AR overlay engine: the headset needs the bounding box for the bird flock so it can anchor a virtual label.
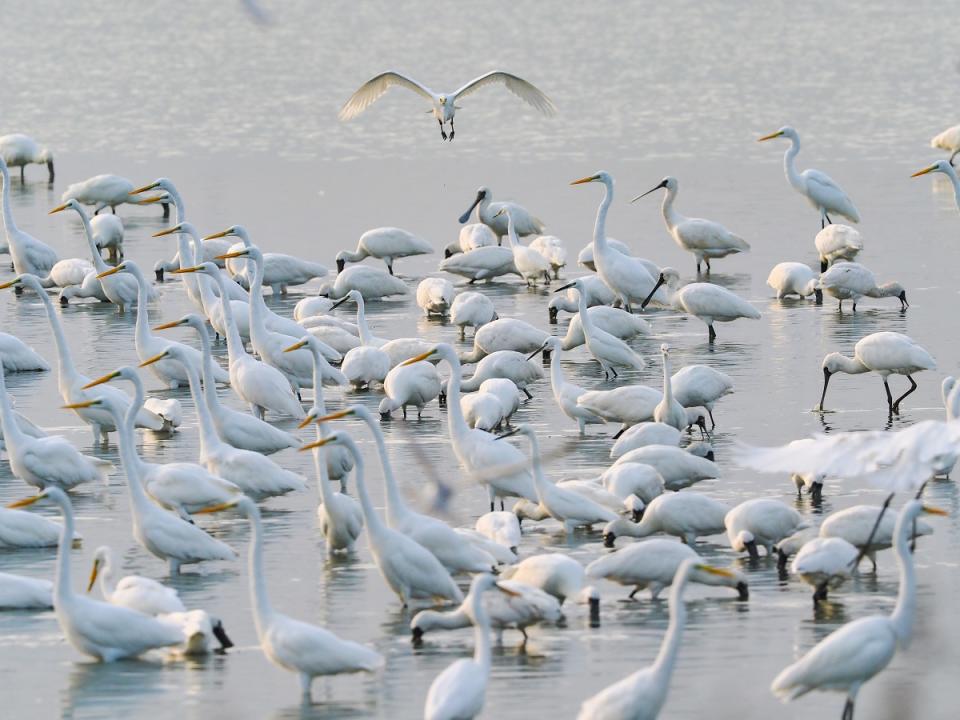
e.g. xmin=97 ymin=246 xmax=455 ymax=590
xmin=1 ymin=80 xmax=959 ymax=720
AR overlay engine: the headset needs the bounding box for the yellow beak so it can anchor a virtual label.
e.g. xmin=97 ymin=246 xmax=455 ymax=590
xmin=0 ymin=279 xmax=20 ymax=290
xmin=96 ymin=266 xmax=122 ymax=279
xmin=911 ymin=165 xmax=937 ymax=178
xmin=203 ymin=229 xmax=231 ymax=241
xmin=7 ymin=495 xmax=44 ymax=509
xmin=757 ymin=130 xmax=784 ymax=142
xmin=299 ymin=437 xmax=335 ymax=452
xmin=402 ymin=350 xmax=434 ymax=366
xmin=139 ymin=352 xmax=168 ymax=368
xmin=153 ymin=320 xmax=183 ymax=331
xmin=922 ymin=505 xmax=948 ymax=516
xmin=134 ymin=195 xmax=167 ymax=206
xmin=194 ymin=498 xmax=242 ymax=514
xmin=63 ymin=400 xmax=99 ymax=410
xmin=152 ymin=225 xmax=182 ymax=238
xmin=170 ymin=266 xmax=202 ymax=274
xmin=570 ymin=174 xmax=599 ymax=186
xmin=696 ymin=564 xmax=736 ymax=578
xmin=82 ymin=371 xmax=120 ymax=390
xmin=215 ymin=251 xmax=247 ymax=261
xmin=48 ymin=203 xmax=69 ymax=215
xmin=311 ymin=408 xmax=354 ymax=425
xmin=283 ymin=339 xmax=308 ymax=353
xmin=87 ymin=560 xmax=100 ymax=593
xmin=130 ymin=181 xmax=159 ymax=195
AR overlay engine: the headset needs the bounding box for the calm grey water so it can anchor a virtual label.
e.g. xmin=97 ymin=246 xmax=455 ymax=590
xmin=2 ymin=2 xmax=960 ymax=719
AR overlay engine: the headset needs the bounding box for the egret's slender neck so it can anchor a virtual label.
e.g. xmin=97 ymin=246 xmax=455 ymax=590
xmin=309 ymin=358 xmax=335 ymax=505
xmin=548 ymin=345 xmax=565 ymax=399
xmin=360 ymin=413 xmax=409 ymax=526
xmin=97 ymin=555 xmax=118 ymax=598
xmin=52 ymin=494 xmax=76 ymax=608
xmin=246 ymin=504 xmax=275 ymax=636
xmin=178 ymin=353 xmax=222 ymax=457
xmin=652 ymin=567 xmax=689 ymax=680
xmin=0 ymin=163 xmax=18 ymax=235
xmin=783 ymin=135 xmax=805 ymax=194
xmin=593 ymin=179 xmax=614 ymax=252
xmin=661 ymin=352 xmax=674 ymax=405
xmin=889 ymin=507 xmax=919 ymax=646
xmin=575 ymin=288 xmax=595 ymax=337
xmin=192 ymin=322 xmax=225 ymax=415
xmin=440 ymin=349 xmax=470 ymax=445
xmin=209 ymin=270 xmax=245 ymax=365
xmin=166 ymin=187 xmax=185 ymax=226
xmin=525 ymin=431 xmax=553 ymax=502
xmin=504 ymin=213 xmax=519 ymax=249
xmin=469 ymin=586 xmax=492 ymax=673
xmin=660 ymin=186 xmax=684 ymax=231
xmin=73 ymin=207 xmax=109 ymax=273
xmin=353 ymin=296 xmax=375 ymax=346
xmin=0 ymin=371 xmax=25 ymax=448
xmin=110 ymin=391 xmax=153 ymax=518
xmin=343 ymin=437 xmax=387 ymax=538
xmin=233 ymin=228 xmax=253 ymax=249
xmin=129 ymin=266 xmax=153 ymax=352
xmin=941 ymin=166 xmax=960 ymax=212
xmin=339 ymin=248 xmax=367 ymax=263
xmin=414 ymin=608 xmax=469 ymax=633
xmin=30 ymin=280 xmax=82 ymax=392
xmin=245 ymin=254 xmax=270 ymax=345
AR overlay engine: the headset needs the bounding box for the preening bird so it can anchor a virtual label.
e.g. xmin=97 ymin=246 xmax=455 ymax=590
xmin=758 ymin=126 xmax=860 ymax=228
xmin=339 ymin=70 xmax=555 ymax=141
xmin=496 ymin=208 xmax=552 ymax=286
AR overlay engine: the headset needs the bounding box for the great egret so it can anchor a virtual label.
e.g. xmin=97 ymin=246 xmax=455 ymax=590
xmin=911 ymin=160 xmax=960 ymax=211
xmin=613 ymin=445 xmax=719 ymax=490
xmin=1 ymin=158 xmax=58 ymax=279
xmin=771 ymin=501 xmax=945 ymax=720
xmin=379 ymin=360 xmax=441 ymax=418
xmin=423 ymin=574 xmax=499 ymax=720
xmin=820 ymin=505 xmax=933 ymax=572
xmin=602 ymin=492 xmax=729 ymax=547
xmin=758 ymin=126 xmax=860 ymax=227
xmin=496 ymin=208 xmax=552 ymax=286
xmin=767 ymin=262 xmax=822 ymax=301
xmin=929 ymin=123 xmax=960 ymax=165
xmin=87 ymin=546 xmax=186 ymax=615
xmin=412 ymin=576 xmax=562 ymax=646
xmin=61 ymin=174 xmax=168 ymax=216
xmin=450 ymin=291 xmax=497 ymax=339
xmin=578 ymin=559 xmax=735 ymax=720
xmin=790 ymin=537 xmax=859 ymax=604
xmin=403 ymin=344 xmax=536 ymax=511
xmin=570 ymin=172 xmax=665 ymax=311
xmin=528 ymin=235 xmax=567 ymax=279
xmin=199 ymin=496 xmax=383 ymax=699
xmin=652 ymin=345 xmax=687 ymax=430
xmin=416 ymin=277 xmax=455 ymax=316
xmin=459 ymin=186 xmax=546 ymax=240
xmin=460 ymin=317 xmax=548 ymax=364
xmin=0 ymin=368 xmax=112 ymax=491
xmin=0 ymin=332 xmax=49 ymax=373
xmin=63 ymin=393 xmax=236 ymax=574
xmin=530 ymin=337 xmax=603 ymax=436
xmin=0 ymin=133 xmax=54 ymax=182
xmin=8 ymin=488 xmax=185 ymax=661
xmin=586 ymin=538 xmax=748 ymax=601
xmin=817 ymin=331 xmax=935 ymax=413
xmin=141 ymin=348 xmax=306 ymax=500
xmin=205 ymin=225 xmax=328 ymax=294
xmin=439 ymin=245 xmax=520 ymax=283
xmin=818 ymin=261 xmax=907 ymax=311
xmin=549 ymin=274 xmax=615 ymax=324
xmin=0 ymin=571 xmax=53 ymax=609
xmin=301 ymin=433 xmax=463 ymax=607
xmin=173 ymin=263 xmax=306 ymax=420
xmin=633 ymin=176 xmax=750 ymax=273
xmin=0 ymin=274 xmax=170 ymax=441
xmin=724 ymin=498 xmax=809 ymax=560
xmin=815 ymin=224 xmax=863 ymax=272
xmin=335 ymin=227 xmax=433 ymax=275
xmin=641 ymin=268 xmax=761 ymax=342
xmin=340 ymin=70 xmax=554 ymax=141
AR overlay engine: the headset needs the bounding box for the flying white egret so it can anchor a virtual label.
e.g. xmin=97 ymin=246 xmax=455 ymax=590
xmin=758 ymin=126 xmax=860 ymax=227
xmin=340 ymin=70 xmax=555 ymax=141
xmin=63 ymin=393 xmax=236 ymax=574
xmin=423 ymin=574 xmax=499 ymax=720
xmin=602 ymin=492 xmax=729 ymax=547
xmin=578 ymin=559 xmax=735 ymax=720
xmin=586 ymin=539 xmax=748 ymax=601
xmin=633 ymin=176 xmax=750 ymax=273
xmin=87 ymin=546 xmax=186 ymax=615
xmin=930 ymin=123 xmax=960 ymax=165
xmin=302 ymin=433 xmax=463 ymax=607
xmin=816 ymin=332 xmax=935 ymax=413
xmin=818 ymin=262 xmax=907 ymax=312
xmin=815 ymin=224 xmax=863 ymax=272
xmin=0 ymin=133 xmax=54 ymax=182
xmin=0 ymin=332 xmax=49 ymax=373
xmin=416 ymin=277 xmax=456 ymax=316
xmin=198 ymin=496 xmax=383 ymax=700
xmin=62 ymin=174 xmax=169 ymax=216
xmin=570 ymin=172 xmax=666 ymax=311
xmin=771 ymin=501 xmax=945 ymax=720
xmin=767 ymin=262 xmax=822 ymax=301
xmin=1 ymin=158 xmax=58 ymax=280
xmin=496 ymin=208 xmax=552 ymax=286
xmin=724 ymin=498 xmax=809 ymax=560
xmin=459 ymin=186 xmax=546 ymax=240
xmin=204 ymin=225 xmax=328 ymax=294
xmin=450 ymin=291 xmax=497 ymax=339
xmin=790 ymin=537 xmax=859 ymax=604
xmin=642 ymin=267 xmax=761 ymax=342
xmin=8 ymin=488 xmax=186 ymax=661
xmin=335 ymin=227 xmax=433 ymax=275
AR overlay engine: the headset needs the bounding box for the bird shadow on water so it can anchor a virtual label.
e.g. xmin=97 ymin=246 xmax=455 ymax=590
xmin=60 ymin=658 xmax=170 ymax=719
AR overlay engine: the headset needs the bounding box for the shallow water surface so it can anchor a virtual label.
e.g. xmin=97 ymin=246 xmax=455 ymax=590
xmin=2 ymin=2 xmax=960 ymax=719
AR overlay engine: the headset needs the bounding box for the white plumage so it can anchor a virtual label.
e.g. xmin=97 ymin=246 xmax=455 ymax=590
xmin=336 ymin=226 xmax=432 ymax=275
xmin=767 ymin=261 xmax=821 ymax=300
xmin=818 ymin=261 xmax=907 ymax=311
xmin=416 ymin=277 xmax=456 ymax=316
xmin=814 ymin=224 xmax=863 ymax=271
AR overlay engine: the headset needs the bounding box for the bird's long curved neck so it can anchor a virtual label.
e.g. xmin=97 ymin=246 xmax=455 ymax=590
xmin=131 ymin=267 xmax=152 ymax=349
xmin=194 ymin=324 xmax=224 ymax=414
xmin=652 ymin=569 xmax=688 ymax=680
xmin=593 ymin=179 xmax=614 ymax=249
xmin=166 ymin=187 xmax=185 ymax=226
xmin=0 ymin=164 xmax=18 ymax=234
xmin=246 ymin=256 xmax=270 ymax=341
xmin=98 ymin=557 xmax=118 ymax=598
xmin=661 ymin=353 xmax=674 ymax=404
xmin=180 ymin=354 xmax=222 ymax=456
xmin=354 ymin=297 xmax=375 ymax=346
xmin=210 ymin=271 xmax=245 ymax=364
xmin=575 ymin=289 xmax=594 ymax=334
xmin=74 ymin=208 xmax=109 ymax=273
xmin=469 ymin=588 xmax=492 ymax=672
xmin=340 ymin=248 xmax=367 ymax=263
xmin=0 ymin=370 xmax=25 ymax=447
xmin=417 ymin=608 xmax=469 ymax=632
xmin=53 ymin=495 xmax=76 ymax=608
xmin=783 ymin=136 xmax=805 ymax=194
xmin=525 ymin=432 xmax=551 ymax=499
xmin=112 ymin=391 xmax=152 ymax=514
xmin=889 ymin=509 xmax=918 ymax=646
xmin=441 ymin=351 xmax=470 ymax=445
xmin=944 ymin=166 xmax=960 ymax=212
xmin=834 ymin=354 xmax=869 ymax=375
xmin=247 ymin=505 xmax=275 ymax=635
xmin=504 ymin=214 xmax=519 ymax=249
xmin=361 ymin=414 xmax=409 ymax=525
xmin=344 ymin=439 xmax=386 ymax=537
xmin=660 ymin=186 xmax=684 ymax=231
xmin=548 ymin=346 xmax=565 ymax=398
xmin=307 ymin=349 xmax=335 ymax=501
xmin=33 ymin=283 xmax=82 ymax=391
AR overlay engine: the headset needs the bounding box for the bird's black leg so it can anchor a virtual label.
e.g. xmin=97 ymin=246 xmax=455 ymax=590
xmin=842 ymin=697 xmax=854 ymax=720
xmin=705 ymin=258 xmax=711 ymax=273
xmin=708 ymin=325 xmax=717 ymax=343
xmin=708 ymin=408 xmax=716 ymax=430
xmin=387 ymin=262 xmax=394 ymax=276
xmin=883 ymin=378 xmax=894 ymax=412
xmin=821 ymin=216 xmax=826 ymax=229
xmin=439 ymin=119 xmax=447 ymax=141
xmin=500 ymin=499 xmax=505 ymax=511
xmin=20 ymin=166 xmax=25 ymax=182
xmin=813 ymin=582 xmax=828 ymax=605
xmin=892 ymin=375 xmax=918 ymax=414
xmin=449 ymin=118 xmax=455 ymax=141
xmin=696 ymin=260 xmax=701 ymax=274
xmin=523 ymin=387 xmax=533 ymax=401
xmin=825 ymin=213 xmax=833 ymax=224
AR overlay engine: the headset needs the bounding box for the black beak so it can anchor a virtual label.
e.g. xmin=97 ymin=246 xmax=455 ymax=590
xmin=444 ymin=248 xmax=453 ymax=259
xmin=496 ymin=427 xmax=521 ymax=440
xmin=458 ymin=192 xmax=483 ymax=224
xmin=527 ymin=341 xmax=549 ymax=360
xmin=630 ymin=179 xmax=668 ymax=202
xmin=212 ymin=621 xmax=234 ymax=651
xmin=330 ymin=295 xmax=350 ymax=310
xmin=640 ymin=273 xmax=666 ymax=309
xmin=336 ymin=258 xmax=345 ymax=273
xmin=411 ymin=627 xmax=424 ymax=646
xmin=554 ymin=282 xmax=576 ymax=293
xmin=603 ymin=532 xmax=616 ymax=548
xmin=736 ymin=582 xmax=749 ymax=601
xmin=817 ymin=367 xmax=832 ymax=412
xmin=814 ymin=288 xmax=823 ymax=305
xmin=548 ymin=306 xmax=558 ymax=324
xmin=155 ymin=268 xmax=165 ymax=282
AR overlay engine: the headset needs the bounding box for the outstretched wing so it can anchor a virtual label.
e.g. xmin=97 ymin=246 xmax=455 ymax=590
xmin=338 ymin=72 xmax=435 ymax=121
xmin=452 ymin=71 xmax=556 ymax=115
